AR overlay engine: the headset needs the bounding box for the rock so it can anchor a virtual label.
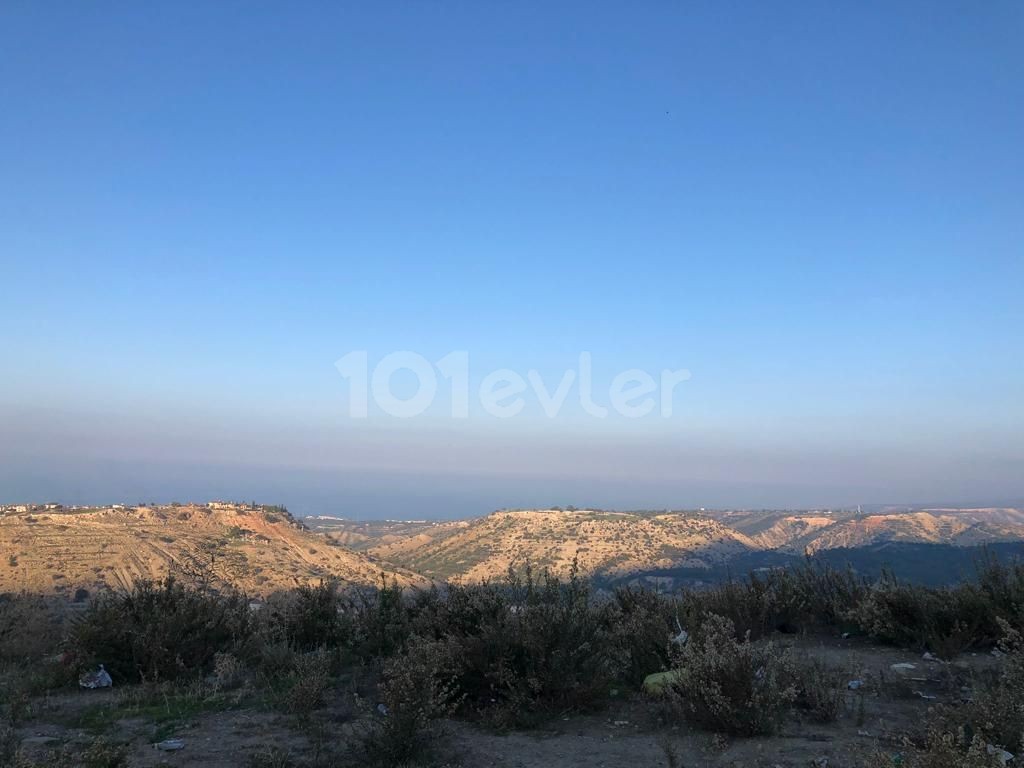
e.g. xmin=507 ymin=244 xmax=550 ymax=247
xmin=154 ymin=739 xmax=185 ymax=751
xmin=890 ymin=662 xmax=917 ymax=676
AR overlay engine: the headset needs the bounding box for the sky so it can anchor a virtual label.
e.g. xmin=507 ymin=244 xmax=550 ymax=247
xmin=1 ymin=2 xmax=1022 ymax=517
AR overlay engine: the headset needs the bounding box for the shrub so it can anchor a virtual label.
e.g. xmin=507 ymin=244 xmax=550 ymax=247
xmin=0 ymin=594 xmax=63 ymax=662
xmin=678 ymin=561 xmax=867 ymax=642
xmin=69 ymin=576 xmax=253 ymax=682
xmin=348 ymin=636 xmax=459 ymax=767
xmin=281 ymin=648 xmax=332 ymax=721
xmin=350 ymin=578 xmax=411 ymax=661
xmin=955 ymin=619 xmax=1024 ymax=753
xmin=259 ymin=580 xmax=349 ymax=652
xmin=444 ymin=564 xmax=617 ymax=726
xmin=976 ymin=554 xmax=1024 ymax=632
xmin=792 ymin=655 xmax=845 ymax=723
xmin=853 ymin=576 xmax=997 ymax=658
xmin=608 ymin=586 xmax=678 ymax=687
xmin=666 ymin=613 xmax=796 ymax=735
xmin=866 ymin=729 xmax=1005 ymax=768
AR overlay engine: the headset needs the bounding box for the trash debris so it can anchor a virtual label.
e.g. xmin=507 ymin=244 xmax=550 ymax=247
xmin=79 ymin=664 xmax=112 ymax=689
xmin=376 ymin=703 xmax=389 ymax=717
xmin=986 ymin=744 xmax=1014 ymax=765
xmin=857 ymin=730 xmax=871 ymax=737
xmin=913 ymin=690 xmax=937 ymax=700
xmin=811 ymin=757 xmax=829 ymax=767
xmin=671 ymin=615 xmax=689 ymax=646
xmin=890 ymin=662 xmax=917 ymax=676
xmin=847 ymin=680 xmax=864 ymax=690
xmin=922 ymin=652 xmax=939 ymax=662
xmin=154 ymin=739 xmax=185 ymax=751
xmin=642 ymin=669 xmax=683 ymax=696
xmin=841 ymin=632 xmax=851 ymax=639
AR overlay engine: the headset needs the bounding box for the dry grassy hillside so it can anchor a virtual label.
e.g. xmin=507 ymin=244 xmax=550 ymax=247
xmin=359 ymin=508 xmax=755 ymax=581
xmin=310 ymin=507 xmax=1024 ymax=584
xmin=798 ymin=511 xmax=1024 ymax=552
xmin=0 ymin=504 xmax=425 ymax=597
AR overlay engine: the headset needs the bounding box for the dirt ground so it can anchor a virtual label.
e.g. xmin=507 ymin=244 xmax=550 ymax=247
xmin=10 ymin=634 xmax=999 ymax=768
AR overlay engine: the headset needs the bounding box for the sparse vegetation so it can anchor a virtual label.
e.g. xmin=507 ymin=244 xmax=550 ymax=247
xmin=664 ymin=614 xmax=797 ymax=735
xmin=4 ymin=549 xmax=1024 ymax=765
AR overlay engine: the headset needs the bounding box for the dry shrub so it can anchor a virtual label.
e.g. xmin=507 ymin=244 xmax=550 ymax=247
xmin=211 ymin=651 xmax=246 ymax=691
xmin=954 ymin=619 xmax=1024 ymax=753
xmin=792 ymin=654 xmax=846 ymax=723
xmin=0 ymin=593 xmax=63 ymax=661
xmin=348 ymin=636 xmax=459 ymax=767
xmin=282 ymin=648 xmax=332 ymax=720
xmin=665 ymin=613 xmax=796 ymax=735
xmin=865 ymin=729 xmax=1004 ymax=768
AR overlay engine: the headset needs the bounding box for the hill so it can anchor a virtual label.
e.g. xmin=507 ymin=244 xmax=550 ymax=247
xmin=314 ymin=508 xmax=755 ymax=581
xmin=309 ymin=506 xmax=1024 ymax=586
xmin=0 ymin=503 xmax=425 ymax=597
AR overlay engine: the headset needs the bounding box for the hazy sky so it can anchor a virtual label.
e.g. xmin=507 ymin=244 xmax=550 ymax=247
xmin=2 ymin=3 xmax=1022 ymax=517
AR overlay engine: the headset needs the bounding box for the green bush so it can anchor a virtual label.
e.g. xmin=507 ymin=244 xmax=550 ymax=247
xmin=853 ymin=575 xmax=997 ymax=657
xmin=445 ymin=565 xmax=617 ymax=726
xmin=259 ymin=580 xmax=349 ymax=652
xmin=69 ymin=576 xmax=253 ymax=683
xmin=608 ymin=586 xmax=677 ymax=687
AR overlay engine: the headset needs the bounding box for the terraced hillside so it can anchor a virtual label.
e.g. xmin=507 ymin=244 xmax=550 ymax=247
xmin=318 ymin=509 xmax=756 ymax=581
xmin=0 ymin=503 xmax=426 ymax=597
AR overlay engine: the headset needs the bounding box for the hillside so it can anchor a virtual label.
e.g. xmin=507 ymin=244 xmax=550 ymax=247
xmin=316 ymin=509 xmax=755 ymax=581
xmin=0 ymin=503 xmax=426 ymax=598
xmin=310 ymin=507 xmax=1024 ymax=585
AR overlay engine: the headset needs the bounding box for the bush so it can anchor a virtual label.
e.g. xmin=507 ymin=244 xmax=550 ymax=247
xmin=955 ymin=619 xmax=1024 ymax=754
xmin=69 ymin=576 xmax=253 ymax=683
xmin=792 ymin=655 xmax=845 ymax=723
xmin=676 ymin=561 xmax=865 ymax=642
xmin=666 ymin=614 xmax=796 ymax=735
xmin=608 ymin=586 xmax=677 ymax=687
xmin=0 ymin=594 xmax=63 ymax=662
xmin=281 ymin=648 xmax=332 ymax=721
xmin=976 ymin=554 xmax=1024 ymax=632
xmin=444 ymin=564 xmax=617 ymax=726
xmin=259 ymin=580 xmax=349 ymax=652
xmin=348 ymin=636 xmax=459 ymax=767
xmin=853 ymin=576 xmax=997 ymax=658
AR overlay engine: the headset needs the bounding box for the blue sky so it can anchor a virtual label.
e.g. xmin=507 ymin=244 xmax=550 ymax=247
xmin=2 ymin=2 xmax=1022 ymax=516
